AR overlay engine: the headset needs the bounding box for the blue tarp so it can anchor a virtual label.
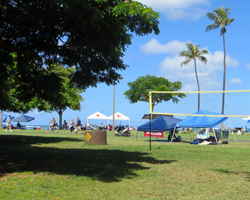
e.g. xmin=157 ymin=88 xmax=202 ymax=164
xmin=175 ymin=110 xmax=228 ymax=128
xmin=138 ymin=115 xmax=181 ymax=132
xmin=12 ymin=114 xmax=35 ymax=122
xmin=2 ymin=114 xmax=15 ymax=122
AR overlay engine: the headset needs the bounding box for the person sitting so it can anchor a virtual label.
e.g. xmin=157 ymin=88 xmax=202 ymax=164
xmin=99 ymin=123 xmax=104 ymax=130
xmin=168 ymin=130 xmax=177 ymax=142
xmin=63 ymin=120 xmax=68 ymax=130
xmin=17 ymin=122 xmax=21 ymax=129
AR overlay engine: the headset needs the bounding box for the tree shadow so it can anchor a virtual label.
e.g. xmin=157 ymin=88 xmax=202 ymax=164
xmin=214 ymin=169 xmax=250 ymax=182
xmin=0 ymin=135 xmax=83 ymax=146
xmin=0 ymin=135 xmax=177 ymax=182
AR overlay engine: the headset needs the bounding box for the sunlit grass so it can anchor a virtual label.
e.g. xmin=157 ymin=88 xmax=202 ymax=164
xmin=0 ymin=129 xmax=250 ymax=199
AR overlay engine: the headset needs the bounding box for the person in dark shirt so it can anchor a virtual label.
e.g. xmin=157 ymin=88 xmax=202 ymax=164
xmin=75 ymin=118 xmax=82 ymax=134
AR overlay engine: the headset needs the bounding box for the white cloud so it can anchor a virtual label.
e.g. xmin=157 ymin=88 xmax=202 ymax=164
xmin=137 ymin=0 xmax=209 ymax=20
xmin=244 ymin=63 xmax=250 ymax=70
xmin=141 ymin=39 xmax=188 ymax=55
xmin=228 ymin=78 xmax=242 ymax=84
xmin=157 ymin=44 xmax=239 ymax=91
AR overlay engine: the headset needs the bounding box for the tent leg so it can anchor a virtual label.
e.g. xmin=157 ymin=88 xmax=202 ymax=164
xmin=213 ymin=130 xmax=218 ymax=143
xmin=232 ymin=132 xmax=237 ymax=143
xmin=171 ymin=127 xmax=176 ymax=143
xmin=228 ymin=119 xmax=237 ymax=143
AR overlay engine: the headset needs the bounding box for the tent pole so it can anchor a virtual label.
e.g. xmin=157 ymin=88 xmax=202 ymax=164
xmin=228 ymin=119 xmax=237 ymax=143
xmin=150 ymin=113 xmax=152 ymax=150
xmin=171 ymin=127 xmax=176 ymax=143
xmin=213 ymin=129 xmax=218 ymax=143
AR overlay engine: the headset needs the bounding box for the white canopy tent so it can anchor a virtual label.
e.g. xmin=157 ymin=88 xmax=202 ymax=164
xmin=87 ymin=112 xmax=108 ymax=126
xmin=108 ymin=112 xmax=130 ymax=127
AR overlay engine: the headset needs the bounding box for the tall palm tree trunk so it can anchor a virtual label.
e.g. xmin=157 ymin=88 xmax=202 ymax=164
xmin=194 ymin=59 xmax=201 ymax=111
xmin=222 ymin=32 xmax=226 ymax=114
xmin=221 ymin=32 xmax=226 ymax=130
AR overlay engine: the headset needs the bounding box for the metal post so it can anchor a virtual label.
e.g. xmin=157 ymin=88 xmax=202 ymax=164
xmin=112 ymin=84 xmax=115 ymax=137
xmin=150 ymin=113 xmax=152 ymax=150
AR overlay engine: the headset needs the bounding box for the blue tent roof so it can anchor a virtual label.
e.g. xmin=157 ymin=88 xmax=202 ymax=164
xmin=138 ymin=115 xmax=182 ymax=132
xmin=2 ymin=114 xmax=15 ymax=122
xmin=175 ymin=110 xmax=228 ymax=128
xmin=12 ymin=114 xmax=35 ymax=122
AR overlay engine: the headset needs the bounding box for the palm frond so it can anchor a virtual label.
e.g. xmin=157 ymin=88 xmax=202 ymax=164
xmin=179 ymin=51 xmax=192 ymax=57
xmin=198 ymin=56 xmax=208 ymax=64
xmin=206 ymin=12 xmax=217 ymax=20
xmin=206 ymin=24 xmax=220 ymax=32
xmin=199 ymin=49 xmax=209 ymax=55
xmin=180 ymin=59 xmax=191 ymax=67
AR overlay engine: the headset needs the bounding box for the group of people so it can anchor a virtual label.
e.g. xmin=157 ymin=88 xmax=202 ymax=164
xmin=62 ymin=118 xmax=82 ymax=134
xmin=49 ymin=117 xmax=82 ymax=134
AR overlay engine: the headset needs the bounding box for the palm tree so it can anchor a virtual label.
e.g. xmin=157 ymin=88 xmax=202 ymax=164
xmin=179 ymin=43 xmax=209 ymax=111
xmin=205 ymin=6 xmax=235 ymax=115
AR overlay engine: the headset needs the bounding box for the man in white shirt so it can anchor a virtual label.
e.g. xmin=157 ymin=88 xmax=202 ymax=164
xmin=6 ymin=115 xmax=12 ymax=132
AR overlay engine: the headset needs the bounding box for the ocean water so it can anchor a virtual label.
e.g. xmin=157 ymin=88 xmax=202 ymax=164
xmin=2 ymin=125 xmax=49 ymax=130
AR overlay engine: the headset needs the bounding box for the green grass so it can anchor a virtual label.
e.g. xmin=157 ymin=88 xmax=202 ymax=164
xmin=0 ymin=129 xmax=250 ymax=199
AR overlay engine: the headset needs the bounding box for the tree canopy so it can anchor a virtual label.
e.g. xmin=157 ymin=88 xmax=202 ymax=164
xmin=124 ymin=75 xmax=186 ymax=112
xmin=46 ymin=65 xmax=84 ymax=129
xmin=0 ymin=0 xmax=160 ymax=111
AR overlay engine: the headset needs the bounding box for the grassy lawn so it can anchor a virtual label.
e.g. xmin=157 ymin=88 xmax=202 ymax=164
xmin=0 ymin=129 xmax=250 ymax=199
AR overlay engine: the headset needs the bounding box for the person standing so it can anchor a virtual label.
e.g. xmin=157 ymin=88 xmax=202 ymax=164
xmin=6 ymin=115 xmax=12 ymax=132
xmin=75 ymin=118 xmax=82 ymax=134
xmin=69 ymin=119 xmax=74 ymax=134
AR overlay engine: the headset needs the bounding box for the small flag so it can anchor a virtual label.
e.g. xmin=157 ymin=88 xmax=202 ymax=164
xmin=248 ymin=120 xmax=250 ymax=124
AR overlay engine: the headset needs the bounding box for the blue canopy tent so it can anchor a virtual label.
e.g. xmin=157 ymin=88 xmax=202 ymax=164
xmin=175 ymin=110 xmax=228 ymax=128
xmin=12 ymin=114 xmax=35 ymax=129
xmin=138 ymin=115 xmax=181 ymax=132
xmin=137 ymin=116 xmax=182 ymax=141
xmin=12 ymin=114 xmax=34 ymax=122
xmin=174 ymin=110 xmax=236 ymax=143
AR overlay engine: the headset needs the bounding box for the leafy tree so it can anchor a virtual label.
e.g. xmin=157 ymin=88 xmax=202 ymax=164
xmin=124 ymin=75 xmax=186 ymax=112
xmin=179 ymin=43 xmax=208 ymax=111
xmin=206 ymin=6 xmax=235 ymax=115
xmin=45 ymin=65 xmax=84 ymax=129
xmin=0 ymin=0 xmax=160 ymax=111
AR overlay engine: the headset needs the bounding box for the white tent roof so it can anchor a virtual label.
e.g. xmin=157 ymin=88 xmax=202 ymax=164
xmin=87 ymin=112 xmax=108 ymax=119
xmin=243 ymin=117 xmax=250 ymax=120
xmin=108 ymin=112 xmax=129 ymax=120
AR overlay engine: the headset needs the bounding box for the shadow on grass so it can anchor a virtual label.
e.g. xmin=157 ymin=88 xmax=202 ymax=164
xmin=0 ymin=135 xmax=83 ymax=146
xmin=215 ymin=169 xmax=250 ymax=182
xmin=0 ymin=135 xmax=177 ymax=182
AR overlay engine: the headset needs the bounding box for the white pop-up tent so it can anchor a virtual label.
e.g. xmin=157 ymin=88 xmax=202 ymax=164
xmin=87 ymin=112 xmax=108 ymax=126
xmin=108 ymin=112 xmax=130 ymax=127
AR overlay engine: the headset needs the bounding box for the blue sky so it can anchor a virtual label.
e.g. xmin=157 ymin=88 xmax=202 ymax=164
xmin=4 ymin=0 xmax=250 ymax=128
